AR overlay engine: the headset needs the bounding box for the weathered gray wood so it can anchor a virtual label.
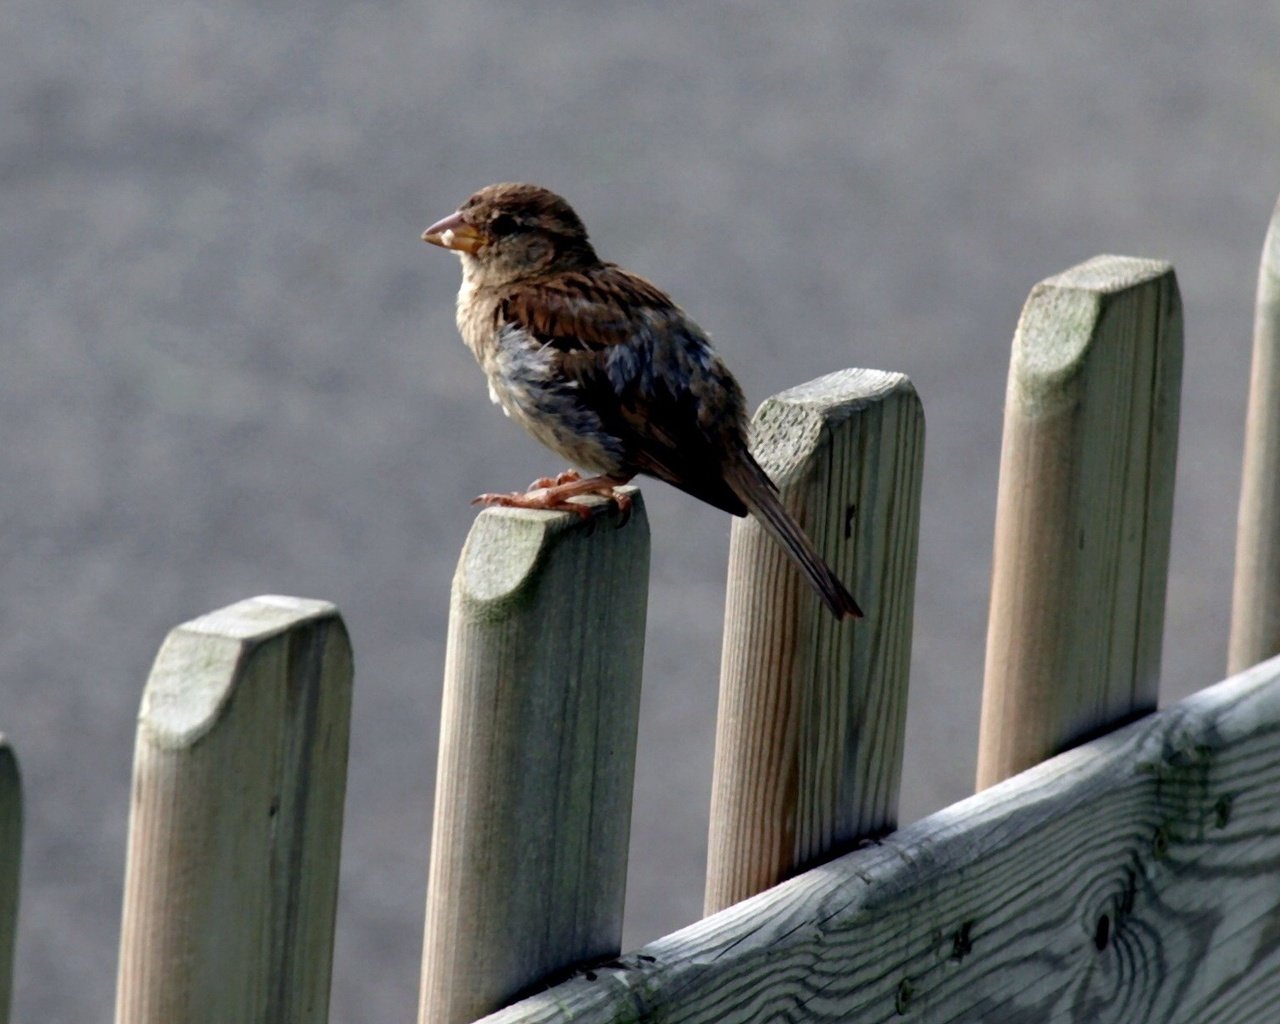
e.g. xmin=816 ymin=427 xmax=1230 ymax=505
xmin=1230 ymin=194 xmax=1280 ymax=673
xmin=705 ymin=369 xmax=923 ymax=913
xmin=478 ymin=654 xmax=1280 ymax=1024
xmin=115 ymin=596 xmax=353 ymax=1024
xmin=0 ymin=739 xmax=20 ymax=1024
xmin=977 ymin=255 xmax=1183 ymax=789
xmin=418 ymin=493 xmax=649 ymax=1024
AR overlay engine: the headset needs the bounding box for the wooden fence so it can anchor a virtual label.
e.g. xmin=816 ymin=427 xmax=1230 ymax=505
xmin=1 ymin=199 xmax=1280 ymax=1023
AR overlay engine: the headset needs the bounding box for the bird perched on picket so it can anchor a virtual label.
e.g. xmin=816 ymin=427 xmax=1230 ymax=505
xmin=422 ymin=183 xmax=862 ymax=619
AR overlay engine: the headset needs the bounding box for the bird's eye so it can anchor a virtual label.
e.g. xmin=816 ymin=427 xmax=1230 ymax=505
xmin=489 ymin=213 xmax=519 ymax=237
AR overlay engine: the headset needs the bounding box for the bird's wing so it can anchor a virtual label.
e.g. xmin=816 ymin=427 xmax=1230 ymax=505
xmin=498 ymin=266 xmax=751 ymax=516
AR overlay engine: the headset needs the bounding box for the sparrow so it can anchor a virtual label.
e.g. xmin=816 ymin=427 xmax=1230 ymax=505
xmin=422 ymin=183 xmax=862 ymax=620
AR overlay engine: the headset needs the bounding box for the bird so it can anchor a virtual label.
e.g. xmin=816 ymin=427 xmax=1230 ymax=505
xmin=422 ymin=183 xmax=863 ymax=620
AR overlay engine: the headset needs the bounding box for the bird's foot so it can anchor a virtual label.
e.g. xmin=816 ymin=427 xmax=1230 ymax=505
xmin=473 ymin=473 xmax=633 ymax=523
xmin=473 ymin=488 xmax=594 ymax=518
xmin=527 ymin=469 xmax=581 ymax=490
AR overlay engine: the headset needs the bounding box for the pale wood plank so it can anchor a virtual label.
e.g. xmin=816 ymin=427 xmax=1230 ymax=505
xmin=0 ymin=739 xmax=19 ymax=1024
xmin=478 ymin=654 xmax=1280 ymax=1024
xmin=705 ymin=369 xmax=924 ymax=913
xmin=977 ymin=255 xmax=1183 ymax=789
xmin=114 ymin=596 xmax=353 ymax=1024
xmin=418 ymin=492 xmax=649 ymax=1024
xmin=1230 ymin=194 xmax=1280 ymax=673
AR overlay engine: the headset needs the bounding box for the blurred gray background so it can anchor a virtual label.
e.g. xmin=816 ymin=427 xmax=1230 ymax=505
xmin=3 ymin=2 xmax=1278 ymax=1021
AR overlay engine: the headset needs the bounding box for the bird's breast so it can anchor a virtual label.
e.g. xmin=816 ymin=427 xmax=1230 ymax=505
xmin=467 ymin=313 xmax=628 ymax=474
xmin=454 ymin=273 xmax=493 ymax=361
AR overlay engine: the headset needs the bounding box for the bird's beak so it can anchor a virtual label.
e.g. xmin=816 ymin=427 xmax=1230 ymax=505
xmin=422 ymin=211 xmax=483 ymax=253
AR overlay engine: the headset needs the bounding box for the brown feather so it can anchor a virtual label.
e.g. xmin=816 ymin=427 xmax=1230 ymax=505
xmin=722 ymin=449 xmax=864 ymax=620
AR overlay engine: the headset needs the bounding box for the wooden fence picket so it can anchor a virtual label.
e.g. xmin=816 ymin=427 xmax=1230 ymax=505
xmin=0 ymin=739 xmax=19 ymax=1024
xmin=1230 ymin=194 xmax=1280 ymax=673
xmin=705 ymin=368 xmax=924 ymax=913
xmin=114 ymin=596 xmax=352 ymax=1024
xmin=977 ymin=255 xmax=1183 ymax=789
xmin=417 ymin=493 xmax=649 ymax=1024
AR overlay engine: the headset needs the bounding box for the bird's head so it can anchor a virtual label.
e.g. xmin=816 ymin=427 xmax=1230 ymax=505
xmin=422 ymin=183 xmax=598 ymax=284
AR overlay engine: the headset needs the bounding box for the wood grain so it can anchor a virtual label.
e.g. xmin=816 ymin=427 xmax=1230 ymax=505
xmin=977 ymin=255 xmax=1183 ymax=789
xmin=0 ymin=739 xmax=19 ymax=1024
xmin=476 ymin=653 xmax=1280 ymax=1024
xmin=1230 ymin=194 xmax=1280 ymax=673
xmin=114 ymin=596 xmax=353 ymax=1024
xmin=705 ymin=369 xmax=924 ymax=913
xmin=418 ymin=492 xmax=649 ymax=1024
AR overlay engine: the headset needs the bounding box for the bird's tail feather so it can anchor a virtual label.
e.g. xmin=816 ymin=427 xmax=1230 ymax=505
xmin=724 ymin=453 xmax=863 ymax=620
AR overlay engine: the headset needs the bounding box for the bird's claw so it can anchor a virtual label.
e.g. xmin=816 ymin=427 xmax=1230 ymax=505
xmin=472 ymin=473 xmax=632 ymax=524
xmin=471 ymin=489 xmax=595 ymax=520
xmin=611 ymin=489 xmax=632 ymax=527
xmin=527 ymin=469 xmax=582 ymax=490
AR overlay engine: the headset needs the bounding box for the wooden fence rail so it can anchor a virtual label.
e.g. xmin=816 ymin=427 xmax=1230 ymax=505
xmin=1 ymin=196 xmax=1279 ymax=1024
xmin=477 ymin=655 xmax=1280 ymax=1024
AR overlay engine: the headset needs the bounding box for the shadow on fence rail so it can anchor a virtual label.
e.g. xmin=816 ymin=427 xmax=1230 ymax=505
xmin=1 ymin=196 xmax=1280 ymax=1024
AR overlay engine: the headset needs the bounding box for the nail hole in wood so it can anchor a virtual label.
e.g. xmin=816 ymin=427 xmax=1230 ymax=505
xmin=949 ymin=920 xmax=974 ymax=961
xmin=895 ymin=978 xmax=912 ymax=1015
xmin=1094 ymin=914 xmax=1110 ymax=951
xmin=1214 ymin=794 xmax=1233 ymax=829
